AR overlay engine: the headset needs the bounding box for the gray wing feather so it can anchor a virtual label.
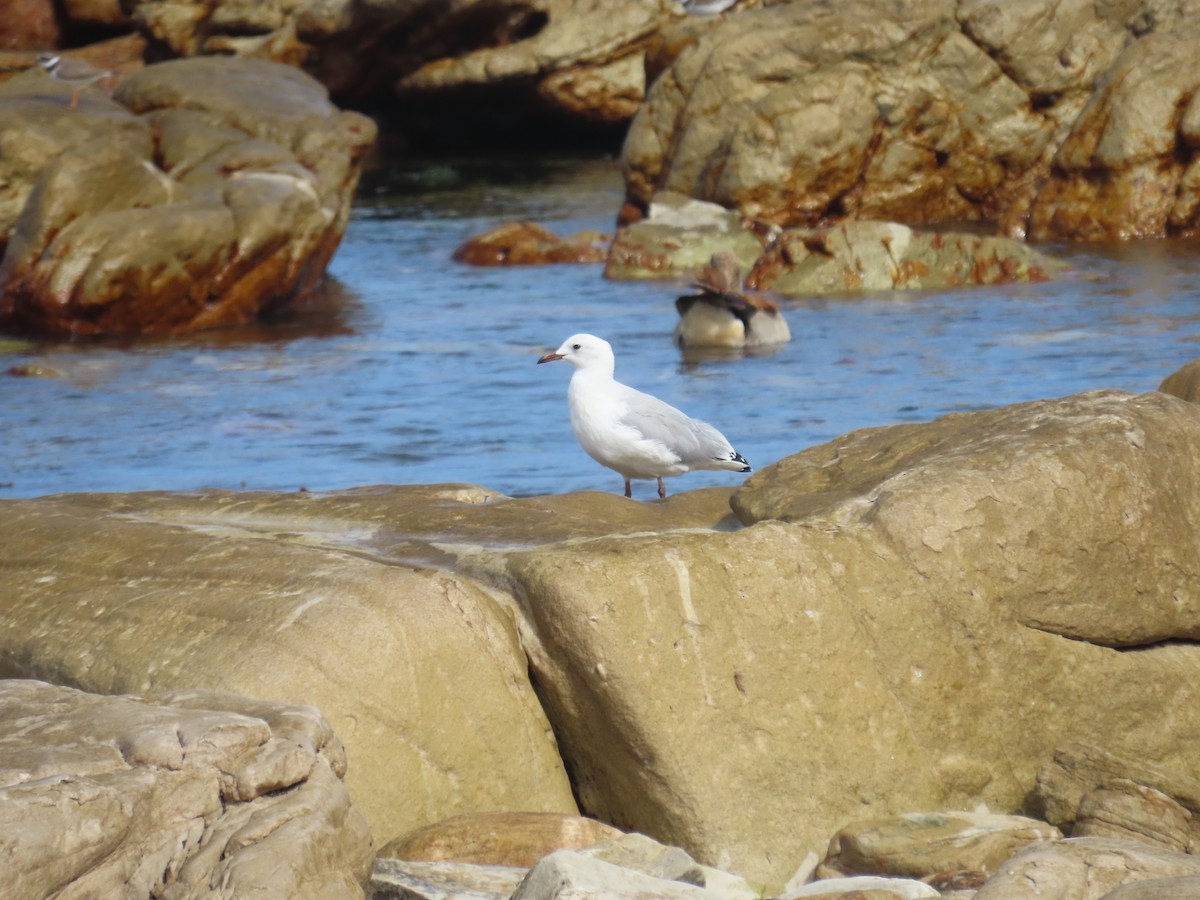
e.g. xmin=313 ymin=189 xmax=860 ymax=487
xmin=617 ymin=384 xmax=734 ymax=464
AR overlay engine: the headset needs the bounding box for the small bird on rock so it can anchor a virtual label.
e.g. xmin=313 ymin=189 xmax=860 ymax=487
xmin=538 ymin=333 xmax=751 ymax=499
xmin=36 ymin=52 xmax=112 ymax=109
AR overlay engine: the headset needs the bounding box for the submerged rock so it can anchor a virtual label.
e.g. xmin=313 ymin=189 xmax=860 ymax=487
xmin=0 ymin=56 xmax=374 ymax=337
xmin=452 ymin=221 xmax=610 ymax=266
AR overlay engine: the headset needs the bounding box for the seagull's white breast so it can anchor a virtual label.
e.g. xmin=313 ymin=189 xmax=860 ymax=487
xmin=568 ymin=373 xmax=685 ymax=479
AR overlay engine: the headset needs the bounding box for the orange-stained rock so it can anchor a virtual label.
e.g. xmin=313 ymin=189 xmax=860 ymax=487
xmin=0 ymin=0 xmax=59 ymax=51
xmin=1024 ymin=25 xmax=1200 ymax=241
xmin=453 ymin=221 xmax=609 ymax=266
xmin=0 ymin=56 xmax=375 ymax=337
xmin=746 ymin=222 xmax=1068 ymax=296
xmin=380 ymin=811 xmax=625 ymax=868
xmin=623 ymin=1 xmax=1200 ymax=242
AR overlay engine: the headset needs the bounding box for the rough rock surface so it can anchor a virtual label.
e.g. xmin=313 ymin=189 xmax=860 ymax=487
xmin=0 ymin=679 xmax=372 ymax=898
xmin=1158 ymin=358 xmax=1200 ymax=403
xmin=747 ymin=221 xmax=1068 ymax=295
xmin=453 ymin=221 xmax=610 ymax=266
xmin=0 ymin=55 xmax=374 ymax=337
xmin=973 ymin=836 xmax=1200 ymax=899
xmin=0 ymin=0 xmax=59 ymax=51
xmin=605 ymin=192 xmax=767 ymax=281
xmin=380 ymin=811 xmax=624 ymax=867
xmin=125 ymin=0 xmax=680 ymax=126
xmin=819 ymin=812 xmax=1061 ymax=879
xmin=784 ymin=876 xmax=938 ymax=899
xmin=5 ymin=392 xmax=1200 ymax=889
xmin=1033 ymin=741 xmax=1200 ymax=853
xmin=1024 ymin=22 xmax=1200 ymax=240
xmin=622 ymin=0 xmax=1200 ymax=240
xmin=0 ymin=485 xmax=581 ymax=853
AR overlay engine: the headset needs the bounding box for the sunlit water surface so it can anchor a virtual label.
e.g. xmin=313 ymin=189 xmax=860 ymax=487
xmin=3 ymin=155 xmax=1200 ymax=500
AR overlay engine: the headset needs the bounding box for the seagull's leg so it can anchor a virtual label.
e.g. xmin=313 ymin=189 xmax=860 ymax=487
xmin=69 ymin=87 xmax=81 ymax=109
xmin=624 ymin=478 xmax=632 ymax=498
xmin=657 ymin=477 xmax=666 ymax=499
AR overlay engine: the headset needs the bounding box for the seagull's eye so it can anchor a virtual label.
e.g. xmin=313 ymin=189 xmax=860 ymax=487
xmin=572 ymin=343 xmax=581 ymax=350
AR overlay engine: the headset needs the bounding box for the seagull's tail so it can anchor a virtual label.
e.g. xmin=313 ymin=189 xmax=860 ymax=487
xmin=714 ymin=450 xmax=752 ymax=473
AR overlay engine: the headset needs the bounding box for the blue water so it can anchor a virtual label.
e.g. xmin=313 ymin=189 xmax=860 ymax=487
xmin=3 ymin=154 xmax=1199 ymax=500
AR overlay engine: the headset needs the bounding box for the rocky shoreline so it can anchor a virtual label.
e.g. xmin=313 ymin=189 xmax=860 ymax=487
xmin=5 ymin=373 xmax=1200 ymax=896
xmin=4 ymin=1 xmax=1200 ymax=897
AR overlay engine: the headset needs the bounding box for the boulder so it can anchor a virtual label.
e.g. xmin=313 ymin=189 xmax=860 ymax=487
xmin=1099 ymin=876 xmax=1200 ymax=900
xmin=621 ymin=0 xmax=1200 ymax=240
xmin=974 ymin=836 xmax=1200 ymax=899
xmin=6 ymin=392 xmax=1200 ymax=890
xmin=0 ymin=0 xmax=58 ymax=51
xmin=1033 ymin=741 xmax=1200 ymax=852
xmin=0 ymin=486 xmax=580 ymax=853
xmin=818 ymin=812 xmax=1061 ymax=880
xmin=452 ymin=222 xmax=610 ymax=266
xmin=380 ymin=811 xmax=624 ymax=867
xmin=746 ymin=221 xmax=1068 ymax=296
xmin=0 ymin=56 xmax=375 ymax=337
xmin=0 ymin=679 xmax=372 ymax=898
xmin=1158 ymin=359 xmax=1200 ymax=403
xmin=126 ymin=0 xmax=679 ymax=127
xmin=1025 ymin=23 xmax=1200 ymax=240
xmin=502 ymin=390 xmax=1200 ymax=886
xmin=622 ymin=0 xmax=1046 ymax=228
xmin=62 ymin=0 xmax=132 ymax=29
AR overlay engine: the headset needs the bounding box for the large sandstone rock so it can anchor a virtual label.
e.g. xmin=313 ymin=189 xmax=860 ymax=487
xmin=125 ymin=0 xmax=680 ymax=126
xmin=5 ymin=393 xmax=1200 ymax=890
xmin=1025 ymin=22 xmax=1200 ymax=240
xmin=974 ymin=836 xmax=1200 ymax=899
xmin=0 ymin=56 xmax=374 ymax=337
xmin=0 ymin=679 xmax=372 ymax=897
xmin=622 ymin=0 xmax=1200 ymax=240
xmin=0 ymin=486 xmax=580 ymax=850
xmin=500 ymin=390 xmax=1200 ymax=886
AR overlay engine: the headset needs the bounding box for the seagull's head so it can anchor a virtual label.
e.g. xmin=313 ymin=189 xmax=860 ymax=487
xmin=537 ymin=333 xmax=614 ymax=372
xmin=35 ymin=53 xmax=62 ymax=74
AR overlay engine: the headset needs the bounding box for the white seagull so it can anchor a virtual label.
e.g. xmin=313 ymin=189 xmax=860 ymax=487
xmin=537 ymin=333 xmax=751 ymax=499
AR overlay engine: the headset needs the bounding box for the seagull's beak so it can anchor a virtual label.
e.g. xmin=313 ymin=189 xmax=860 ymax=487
xmin=537 ymin=351 xmax=565 ymax=364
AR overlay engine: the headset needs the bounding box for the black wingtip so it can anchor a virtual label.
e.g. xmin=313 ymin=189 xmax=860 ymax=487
xmin=740 ymin=465 xmax=752 ymax=473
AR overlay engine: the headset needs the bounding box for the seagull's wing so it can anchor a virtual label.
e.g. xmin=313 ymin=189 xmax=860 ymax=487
xmin=616 ymin=384 xmax=739 ymax=467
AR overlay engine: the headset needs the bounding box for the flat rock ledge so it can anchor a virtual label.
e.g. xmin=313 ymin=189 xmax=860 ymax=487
xmin=0 ymin=679 xmax=373 ymax=898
